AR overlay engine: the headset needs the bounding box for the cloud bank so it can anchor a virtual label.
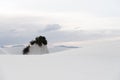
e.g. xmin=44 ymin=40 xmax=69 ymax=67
xmin=0 ymin=16 xmax=120 ymax=46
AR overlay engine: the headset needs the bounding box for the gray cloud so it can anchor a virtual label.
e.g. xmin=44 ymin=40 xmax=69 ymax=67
xmin=0 ymin=17 xmax=62 ymax=46
xmin=0 ymin=16 xmax=120 ymax=46
xmin=1 ymin=28 xmax=120 ymax=46
xmin=39 ymin=24 xmax=61 ymax=33
xmin=40 ymin=29 xmax=120 ymax=44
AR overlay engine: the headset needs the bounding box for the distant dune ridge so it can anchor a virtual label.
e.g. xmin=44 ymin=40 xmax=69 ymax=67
xmin=0 ymin=36 xmax=120 ymax=55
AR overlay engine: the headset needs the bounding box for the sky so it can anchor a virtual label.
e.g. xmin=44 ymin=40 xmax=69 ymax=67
xmin=0 ymin=0 xmax=120 ymax=45
xmin=0 ymin=0 xmax=120 ymax=30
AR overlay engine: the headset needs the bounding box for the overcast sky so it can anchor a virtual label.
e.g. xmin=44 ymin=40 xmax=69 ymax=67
xmin=0 ymin=0 xmax=120 ymax=45
xmin=0 ymin=0 xmax=120 ymax=30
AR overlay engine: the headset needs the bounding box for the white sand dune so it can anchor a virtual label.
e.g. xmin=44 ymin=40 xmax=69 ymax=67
xmin=51 ymin=39 xmax=120 ymax=56
xmin=0 ymin=48 xmax=9 ymax=55
xmin=0 ymin=38 xmax=120 ymax=80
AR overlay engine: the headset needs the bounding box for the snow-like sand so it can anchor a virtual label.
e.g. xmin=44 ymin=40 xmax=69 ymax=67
xmin=51 ymin=39 xmax=120 ymax=56
xmin=0 ymin=38 xmax=120 ymax=80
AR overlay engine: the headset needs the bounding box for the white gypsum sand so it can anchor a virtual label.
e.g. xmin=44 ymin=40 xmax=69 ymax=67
xmin=0 ymin=38 xmax=120 ymax=80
